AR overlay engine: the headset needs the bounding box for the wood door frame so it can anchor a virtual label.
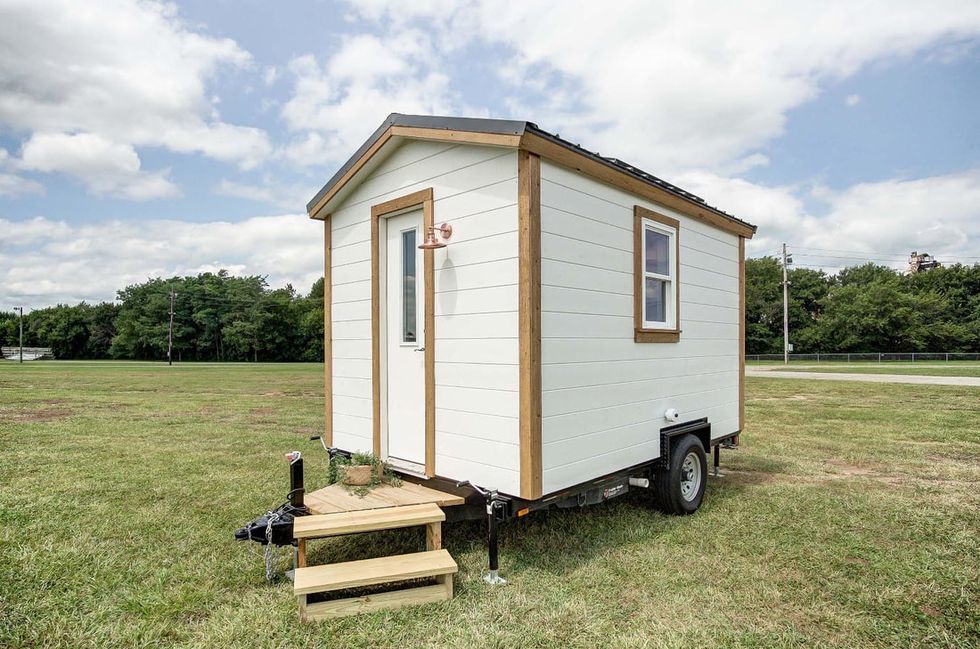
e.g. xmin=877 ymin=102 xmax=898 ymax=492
xmin=371 ymin=188 xmax=435 ymax=477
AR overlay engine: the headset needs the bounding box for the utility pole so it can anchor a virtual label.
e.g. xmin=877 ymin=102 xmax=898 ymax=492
xmin=782 ymin=243 xmax=792 ymax=364
xmin=16 ymin=306 xmax=23 ymax=363
xmin=167 ymin=289 xmax=176 ymax=366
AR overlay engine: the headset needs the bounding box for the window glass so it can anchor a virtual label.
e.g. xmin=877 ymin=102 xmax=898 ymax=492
xmin=402 ymin=229 xmax=416 ymax=343
xmin=645 ymin=277 xmax=667 ymax=323
xmin=645 ymin=229 xmax=670 ymax=275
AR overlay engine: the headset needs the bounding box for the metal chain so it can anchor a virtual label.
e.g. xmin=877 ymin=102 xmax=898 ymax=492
xmin=263 ymin=510 xmax=282 ymax=582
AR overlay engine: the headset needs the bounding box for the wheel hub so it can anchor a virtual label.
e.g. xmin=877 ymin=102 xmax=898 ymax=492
xmin=679 ymin=451 xmax=702 ymax=502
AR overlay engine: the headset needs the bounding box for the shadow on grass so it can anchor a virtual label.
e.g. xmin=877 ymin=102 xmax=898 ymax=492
xmin=302 ymin=453 xmax=793 ymax=581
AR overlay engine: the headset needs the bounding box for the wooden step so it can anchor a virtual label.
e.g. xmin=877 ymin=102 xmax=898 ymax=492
xmin=294 ymin=503 xmax=444 ymax=540
xmin=301 ymin=583 xmax=451 ymax=621
xmin=293 ymin=549 xmax=457 ymax=596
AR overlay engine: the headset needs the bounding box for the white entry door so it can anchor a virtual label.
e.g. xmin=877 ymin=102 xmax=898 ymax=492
xmin=384 ymin=209 xmax=426 ymax=472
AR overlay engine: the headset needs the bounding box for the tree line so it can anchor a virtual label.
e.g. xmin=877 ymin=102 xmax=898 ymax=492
xmin=2 ymin=262 xmax=978 ymax=360
xmin=745 ymin=259 xmax=980 ymax=354
xmin=0 ymin=271 xmax=324 ymax=361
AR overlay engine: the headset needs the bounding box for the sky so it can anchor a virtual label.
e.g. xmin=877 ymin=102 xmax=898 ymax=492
xmin=1 ymin=0 xmax=979 ymax=309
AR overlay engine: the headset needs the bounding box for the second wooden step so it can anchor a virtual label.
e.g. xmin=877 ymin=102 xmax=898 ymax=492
xmin=293 ymin=549 xmax=458 ymax=596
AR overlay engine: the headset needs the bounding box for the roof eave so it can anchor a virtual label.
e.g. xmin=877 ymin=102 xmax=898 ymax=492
xmin=306 ymin=114 xmax=757 ymax=238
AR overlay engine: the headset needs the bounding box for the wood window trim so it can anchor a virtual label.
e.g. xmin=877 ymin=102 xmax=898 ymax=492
xmin=634 ymin=205 xmax=681 ymax=344
xmin=370 ymin=187 xmax=436 ymax=477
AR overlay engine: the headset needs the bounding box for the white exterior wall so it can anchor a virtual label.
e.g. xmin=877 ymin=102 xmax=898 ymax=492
xmin=539 ymin=160 xmax=741 ymax=495
xmin=329 ymin=140 xmax=521 ymax=494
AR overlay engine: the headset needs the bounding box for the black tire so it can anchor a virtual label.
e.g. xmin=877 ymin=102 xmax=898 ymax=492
xmin=652 ymin=434 xmax=707 ymax=515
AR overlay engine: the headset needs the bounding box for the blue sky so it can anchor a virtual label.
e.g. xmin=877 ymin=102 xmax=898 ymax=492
xmin=2 ymin=0 xmax=979 ymax=307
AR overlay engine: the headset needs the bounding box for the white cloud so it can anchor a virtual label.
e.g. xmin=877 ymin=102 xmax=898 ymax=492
xmin=845 ymin=94 xmax=862 ymax=107
xmin=802 ymin=170 xmax=980 ymax=259
xmin=673 ymin=168 xmax=980 ymax=271
xmin=0 ymin=214 xmax=323 ymax=307
xmin=280 ymin=32 xmax=456 ymax=167
xmin=19 ymin=132 xmax=178 ymax=200
xmin=214 ymin=177 xmax=319 ymax=211
xmin=341 ymin=0 xmax=980 ymax=173
xmin=0 ymin=0 xmax=272 ymax=190
xmin=0 ymin=172 xmax=44 ymax=197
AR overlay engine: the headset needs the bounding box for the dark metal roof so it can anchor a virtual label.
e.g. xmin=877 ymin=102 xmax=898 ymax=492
xmin=307 ymin=113 xmax=756 ymax=233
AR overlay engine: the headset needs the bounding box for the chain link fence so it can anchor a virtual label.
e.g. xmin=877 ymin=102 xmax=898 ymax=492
xmin=746 ymin=352 xmax=980 ymax=362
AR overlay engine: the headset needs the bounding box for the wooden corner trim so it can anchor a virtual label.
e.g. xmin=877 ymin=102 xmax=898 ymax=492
xmin=518 ymin=150 xmax=542 ymax=500
xmin=738 ymin=235 xmax=746 ymax=431
xmin=520 ymin=133 xmax=755 ymax=238
xmin=370 ymin=188 xmax=436 ymax=476
xmin=634 ymin=206 xmax=681 ymax=343
xmin=324 ymin=217 xmax=333 ymax=445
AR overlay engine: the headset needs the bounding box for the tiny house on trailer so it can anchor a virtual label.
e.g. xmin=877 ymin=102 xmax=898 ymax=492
xmin=292 ymin=114 xmax=756 ymax=619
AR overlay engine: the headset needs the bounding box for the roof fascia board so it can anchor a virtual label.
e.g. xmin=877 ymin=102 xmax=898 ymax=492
xmin=308 ymin=126 xmax=522 ymax=219
xmin=519 ymin=131 xmax=756 ymax=239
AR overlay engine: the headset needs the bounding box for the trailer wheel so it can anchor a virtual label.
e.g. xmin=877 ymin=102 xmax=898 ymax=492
xmin=653 ymin=434 xmax=707 ymax=515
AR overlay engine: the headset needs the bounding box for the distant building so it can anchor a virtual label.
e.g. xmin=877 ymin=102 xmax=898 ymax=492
xmin=906 ymin=251 xmax=941 ymax=274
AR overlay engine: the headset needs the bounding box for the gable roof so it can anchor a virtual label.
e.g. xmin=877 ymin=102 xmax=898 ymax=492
xmin=307 ymin=113 xmax=757 ymax=238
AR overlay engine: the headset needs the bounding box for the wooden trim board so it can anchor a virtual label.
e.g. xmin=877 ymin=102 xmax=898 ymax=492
xmin=293 ymin=503 xmax=444 ymax=539
xmin=518 ymin=150 xmax=542 ymax=500
xmin=309 ymin=125 xmax=754 ymax=241
xmin=370 ymin=188 xmax=436 ymax=477
xmin=423 ymin=196 xmax=435 ymax=476
xmin=390 ymin=125 xmax=522 ymax=148
xmin=309 ymin=129 xmax=394 ymax=219
xmin=309 ymin=126 xmax=521 ymax=219
xmin=633 ymin=206 xmax=681 ymax=343
xmin=323 ymin=219 xmax=332 ymax=445
xmin=521 ymin=132 xmax=754 ymax=239
xmin=738 ymin=235 xmax=746 ymax=431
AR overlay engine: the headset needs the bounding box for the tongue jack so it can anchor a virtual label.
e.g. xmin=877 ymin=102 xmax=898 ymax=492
xmin=285 ymin=451 xmax=304 ymax=508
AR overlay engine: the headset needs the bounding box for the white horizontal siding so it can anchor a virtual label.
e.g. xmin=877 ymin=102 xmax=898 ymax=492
xmin=539 ymin=159 xmax=741 ymax=495
xmin=328 ymin=140 xmax=520 ymax=494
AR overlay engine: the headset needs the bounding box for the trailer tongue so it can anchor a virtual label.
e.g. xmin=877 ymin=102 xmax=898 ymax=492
xmin=234 ymin=452 xmax=309 ymax=579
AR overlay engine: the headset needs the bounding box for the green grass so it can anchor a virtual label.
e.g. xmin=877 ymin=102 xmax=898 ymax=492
xmin=1 ymin=362 xmax=978 ymax=648
xmin=748 ymin=361 xmax=980 ymax=377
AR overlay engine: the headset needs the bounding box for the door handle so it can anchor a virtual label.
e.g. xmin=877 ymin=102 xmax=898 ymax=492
xmin=414 ymin=347 xmax=425 ymax=352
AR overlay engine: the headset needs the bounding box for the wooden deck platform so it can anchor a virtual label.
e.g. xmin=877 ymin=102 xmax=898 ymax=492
xmin=304 ymin=480 xmax=465 ymax=515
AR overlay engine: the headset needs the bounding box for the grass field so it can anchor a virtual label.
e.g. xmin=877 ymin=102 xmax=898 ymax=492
xmin=748 ymin=361 xmax=980 ymax=378
xmin=1 ymin=362 xmax=978 ymax=648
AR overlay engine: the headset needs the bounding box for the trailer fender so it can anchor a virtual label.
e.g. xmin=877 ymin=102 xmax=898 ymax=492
xmin=658 ymin=418 xmax=710 ymax=468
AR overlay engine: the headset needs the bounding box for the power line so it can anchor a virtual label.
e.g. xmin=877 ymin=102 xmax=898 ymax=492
xmin=790 ymin=245 xmax=980 ymax=259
